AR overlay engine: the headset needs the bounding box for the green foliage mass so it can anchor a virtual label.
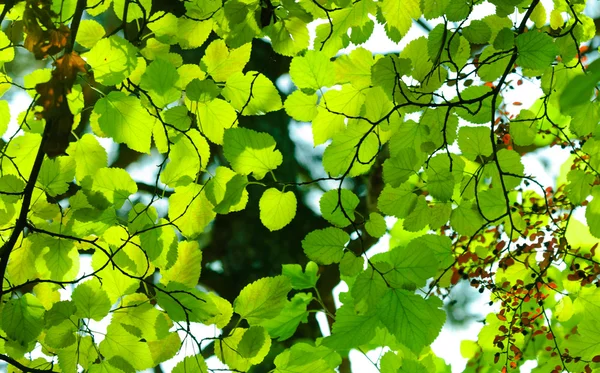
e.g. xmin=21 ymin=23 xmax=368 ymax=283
xmin=0 ymin=0 xmax=600 ymax=372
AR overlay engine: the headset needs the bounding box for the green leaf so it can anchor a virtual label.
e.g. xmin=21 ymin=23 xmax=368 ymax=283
xmin=365 ymin=212 xmax=387 ymax=238
xmin=223 ymin=128 xmax=283 ymax=180
xmin=259 ymin=292 xmax=312 ymax=341
xmin=94 ymin=91 xmax=155 ymax=153
xmin=319 ymin=189 xmax=360 ymax=228
xmin=402 ymin=37 xmax=438 ymax=84
xmin=112 ymin=294 xmax=170 ymax=342
xmin=147 ymin=11 xmax=178 ymax=43
xmin=161 ymin=130 xmax=210 ymax=187
xmin=564 ymin=318 xmax=600 ymax=360
xmin=234 ymin=276 xmax=292 ymax=325
xmin=421 ymin=108 xmax=459 ymax=150
xmin=420 ymin=0 xmax=449 ymax=20
xmin=322 ymin=304 xmax=380 ymax=349
xmin=570 ymin=101 xmax=600 ymax=137
xmin=289 ymin=50 xmax=335 ymax=90
xmin=450 ymin=201 xmax=485 ymax=236
xmin=302 ymin=227 xmax=349 ymax=265
xmin=205 ymin=166 xmax=249 ymax=213
xmin=282 ymin=261 xmax=319 ymax=290
xmin=530 ymin=2 xmax=546 ymax=28
xmin=186 ymin=79 xmax=220 ymax=103
xmin=264 ymin=18 xmax=310 ymax=56
xmin=140 ymin=58 xmax=181 ymax=107
xmin=32 ymin=233 xmax=79 ymax=282
xmin=334 ymin=47 xmax=373 ymax=89
xmin=378 ymin=184 xmax=417 ymax=218
xmin=45 ymin=320 xmax=76 ymax=349
xmin=350 ymin=19 xmax=375 ymax=45
xmin=91 ymin=248 xmax=138 ymax=304
xmin=238 ymin=326 xmax=267 ymax=359
xmin=478 ymin=188 xmax=506 ymax=221
xmin=149 ymin=332 xmax=181 ymax=366
xmin=172 ymin=355 xmax=209 ymax=373
xmin=202 ymin=40 xmax=251 ymax=82
xmin=515 ymin=31 xmax=558 ymax=70
xmin=408 ymin=234 xmax=453 ymax=268
xmin=494 ymin=27 xmax=515 ymax=50
xmin=177 ymin=65 xmax=206 ymax=89
xmin=274 ymin=343 xmax=341 ymax=373
xmin=2 ymin=294 xmax=45 ymax=346
xmin=90 ymin=167 xmax=137 ymax=209
xmin=322 ymin=84 xmax=366 ymax=117
xmin=161 ymin=241 xmax=202 ymax=288
xmin=66 ymin=134 xmax=108 ymax=186
xmin=37 ymin=156 xmax=76 ymax=197
xmin=585 ymin=186 xmax=600 ymax=238
xmin=403 ymin=196 xmax=430 ymax=232
xmin=83 ymin=36 xmax=138 ymax=86
xmin=463 ymin=20 xmax=491 ymax=44
xmin=567 ymin=170 xmax=595 ymax=205
xmin=311 ymin=106 xmax=346 ymax=145
xmin=0 ymin=30 xmax=14 ymax=64
xmin=510 ymin=110 xmax=537 ymax=146
xmin=100 ymin=321 xmax=154 ymax=371
xmin=113 ymin=0 xmax=151 ymax=21
xmin=458 ymin=126 xmax=493 ymax=161
xmin=168 ymin=183 xmax=216 ymax=238
xmin=163 ymin=106 xmax=191 ymax=132
xmin=140 ymin=219 xmax=177 ymax=269
xmin=376 ymin=289 xmax=445 ymax=353
xmin=352 ymin=267 xmax=388 ymax=313
xmin=284 ymin=90 xmax=318 ymax=122
xmin=213 ymin=174 xmax=248 ymax=214
xmin=429 ymin=202 xmax=452 ymax=231
xmin=259 ymin=188 xmax=297 ymax=231
xmin=76 ymin=19 xmax=105 ymax=49
xmin=559 ymin=59 xmax=600 ymax=112
xmin=177 ymin=18 xmax=213 ymax=50
xmin=339 ymin=252 xmax=364 ymax=277
xmin=583 ymin=138 xmax=600 ymax=172
xmin=485 ymin=149 xmax=524 ymax=189
xmin=156 ymin=283 xmax=231 ymax=326
xmin=425 ymin=154 xmax=464 ymax=202
xmin=222 ymin=72 xmax=283 ymax=115
xmin=221 ymin=2 xmax=260 ymax=48
xmin=323 ymin=121 xmax=378 ymax=177
xmin=215 ymin=327 xmax=272 ymax=371
xmin=45 ymin=300 xmax=76 ymax=327
xmin=57 ymin=335 xmax=97 ymax=371
xmin=454 ymin=86 xmax=495 ymax=124
xmin=383 ymin=149 xmax=421 ymax=187
xmin=477 ymin=46 xmax=512 ymax=82
xmin=380 ymin=0 xmax=421 ymax=38
xmin=0 ymin=100 xmax=8 ymax=137
xmin=377 ymin=244 xmax=438 ymax=289
xmin=313 ymin=1 xmax=375 ymax=56
xmin=73 ymin=279 xmax=112 ymax=321
xmin=194 ymin=98 xmax=238 ymax=144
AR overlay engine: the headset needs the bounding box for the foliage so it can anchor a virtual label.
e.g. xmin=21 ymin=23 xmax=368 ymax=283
xmin=0 ymin=0 xmax=599 ymax=372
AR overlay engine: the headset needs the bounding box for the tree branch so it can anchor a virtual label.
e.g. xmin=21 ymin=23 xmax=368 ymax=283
xmin=65 ymin=0 xmax=87 ymax=54
xmin=0 ymin=354 xmax=57 ymax=373
xmin=0 ymin=135 xmax=46 ymax=298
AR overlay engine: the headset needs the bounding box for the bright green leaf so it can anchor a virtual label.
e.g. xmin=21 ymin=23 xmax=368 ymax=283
xmin=72 ymin=279 xmax=112 ymax=321
xmin=234 ymin=276 xmax=292 ymax=325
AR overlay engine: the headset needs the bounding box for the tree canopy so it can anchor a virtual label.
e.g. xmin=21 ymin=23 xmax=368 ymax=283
xmin=0 ymin=0 xmax=600 ymax=372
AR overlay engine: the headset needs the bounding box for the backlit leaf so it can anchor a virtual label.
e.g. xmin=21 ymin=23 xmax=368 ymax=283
xmin=234 ymin=276 xmax=292 ymax=325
